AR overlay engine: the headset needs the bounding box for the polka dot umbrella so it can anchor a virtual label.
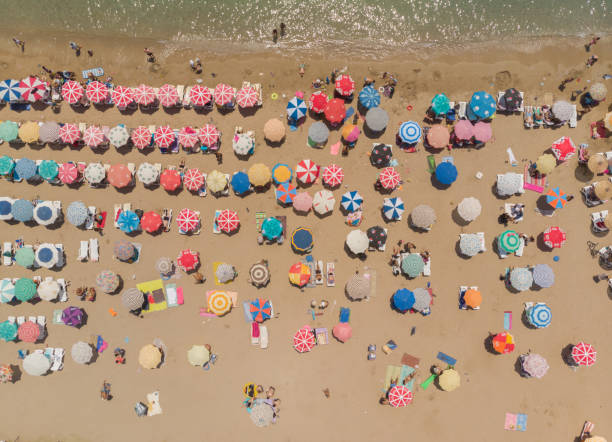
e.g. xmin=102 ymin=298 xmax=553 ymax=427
xmin=136 ymin=162 xmax=159 ymax=186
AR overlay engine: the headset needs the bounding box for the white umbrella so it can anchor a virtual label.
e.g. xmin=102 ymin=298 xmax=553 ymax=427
xmin=137 ymin=162 xmax=159 ymax=185
xmin=551 ymin=100 xmax=573 ymax=121
xmin=457 ymin=197 xmax=481 ymax=222
xmin=250 ymin=402 xmax=274 ymax=427
xmin=35 ymin=244 xmax=59 ymax=269
xmin=410 ymin=205 xmax=436 ymax=229
xmin=412 ymin=288 xmax=432 ymax=312
xmin=33 ymin=201 xmax=58 ymax=226
xmin=71 ymin=341 xmax=93 ymax=364
xmin=589 ymin=82 xmax=607 ymax=101
xmin=233 ymin=133 xmax=254 ymax=156
xmin=346 ymin=230 xmax=369 ymax=254
xmin=0 ymin=278 xmax=15 ymax=303
xmin=521 ymin=353 xmax=549 ymax=379
xmin=509 ymin=267 xmax=533 ymax=291
xmin=312 ymin=190 xmax=335 ymax=215
xmin=345 ymin=274 xmax=370 ymax=300
xmin=37 ymin=279 xmax=60 ymax=301
xmin=187 ymin=345 xmax=210 ymax=366
xmin=84 ymin=162 xmax=106 ymax=184
xmin=459 ymin=234 xmax=481 ymax=257
xmin=23 ymin=352 xmax=51 ymax=376
xmin=216 ymin=263 xmax=236 ymax=283
xmin=496 ymin=173 xmax=523 ymax=196
xmin=108 ymin=125 xmax=130 ymax=147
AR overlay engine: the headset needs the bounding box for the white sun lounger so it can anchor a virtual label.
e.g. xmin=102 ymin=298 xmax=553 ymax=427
xmin=78 ymin=241 xmax=88 ymax=261
xmin=182 ymin=86 xmax=192 ymax=108
xmin=259 ymin=325 xmax=269 ymax=349
xmin=55 ymin=244 xmax=64 ymax=267
xmin=51 ymin=348 xmax=64 ymax=371
xmin=85 ymin=206 xmax=96 ymax=229
xmin=89 ymin=238 xmax=99 ymax=262
xmin=591 ymin=210 xmax=609 ymax=233
xmin=3 ymin=242 xmax=12 ymax=266
xmin=176 ymin=85 xmax=185 ymax=104
xmin=569 ymin=105 xmax=577 ymax=128
xmin=57 ymin=278 xmax=67 ymax=302
xmin=458 ymin=102 xmax=467 ymax=119
xmin=17 ymin=316 xmax=25 ymax=325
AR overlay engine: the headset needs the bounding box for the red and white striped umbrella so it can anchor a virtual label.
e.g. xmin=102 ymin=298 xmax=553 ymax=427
xmin=309 ymin=91 xmax=329 ymax=113
xmin=183 ymin=168 xmax=205 ymax=191
xmin=19 ymin=76 xmax=47 ymax=102
xmin=571 ymin=342 xmax=596 ymax=366
xmin=85 ymin=81 xmax=109 ymax=104
xmin=58 ymin=162 xmax=78 ymax=184
xmin=388 ymin=385 xmax=413 ymax=407
xmin=157 ymin=84 xmax=179 ymax=107
xmin=83 ymin=126 xmax=105 ymax=147
xmin=543 ymin=226 xmax=566 ymax=249
xmin=236 ymin=85 xmax=258 ymax=108
xmin=214 ymin=83 xmax=234 ymax=106
xmin=322 ymin=163 xmax=344 ymax=187
xmin=379 ymin=167 xmax=401 ymax=189
xmin=293 ymin=326 xmax=316 ymax=353
xmin=61 ymin=80 xmax=84 ymax=104
xmin=217 ymin=209 xmax=240 ymax=233
xmin=133 ymin=84 xmax=156 ymax=105
xmin=111 ymin=86 xmax=134 ymax=108
xmin=189 ymin=84 xmax=212 ymax=107
xmin=155 ymin=125 xmax=175 ymax=148
xmin=296 ymin=159 xmax=320 ymax=184
xmin=59 ymin=123 xmax=80 ymax=144
xmin=335 ymin=74 xmax=355 ymax=96
xmin=176 ymin=209 xmax=200 ymax=232
xmin=198 ymin=124 xmax=219 ymax=147
xmin=131 ymin=126 xmax=152 ymax=149
xmin=178 ymin=126 xmax=198 ymax=148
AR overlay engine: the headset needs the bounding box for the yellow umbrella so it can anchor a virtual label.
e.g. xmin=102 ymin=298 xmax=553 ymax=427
xmin=207 ymin=170 xmax=227 ymax=193
xmin=138 ymin=344 xmax=162 ymax=369
xmin=438 ymin=368 xmax=460 ymax=391
xmin=248 ymin=163 xmax=271 ymax=187
xmin=594 ymin=180 xmax=612 ymax=201
xmin=263 ymin=118 xmax=285 ymax=142
xmin=187 ymin=345 xmax=210 ymax=366
xmin=19 ymin=121 xmax=40 ymax=143
xmin=588 ymin=153 xmax=608 ymax=174
xmin=207 ymin=290 xmax=232 ymax=315
xmin=604 ymin=112 xmax=612 ymax=132
xmin=535 ymin=154 xmax=556 ymax=175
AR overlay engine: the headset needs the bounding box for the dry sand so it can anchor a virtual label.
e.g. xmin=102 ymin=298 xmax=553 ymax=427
xmin=0 ymin=32 xmax=611 ymax=442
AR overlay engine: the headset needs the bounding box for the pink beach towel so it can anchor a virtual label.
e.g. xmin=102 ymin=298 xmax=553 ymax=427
xmin=330 ymin=142 xmax=341 ymax=155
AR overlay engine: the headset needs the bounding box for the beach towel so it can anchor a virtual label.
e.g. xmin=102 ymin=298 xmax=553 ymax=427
xmin=213 ymin=209 xmax=222 ymax=234
xmin=138 ymin=279 xmax=167 ymax=313
xmin=330 ymin=142 xmax=341 ymax=155
xmin=504 ymin=413 xmax=527 ymax=431
xmin=523 ymin=163 xmax=546 ymax=192
xmin=436 ymin=351 xmax=457 ymax=366
xmin=504 ymin=311 xmax=512 ymax=330
xmin=242 ymin=301 xmax=254 ymax=322
xmin=82 ymin=67 xmax=104 ymax=79
xmin=96 ymin=335 xmax=108 ymax=353
xmin=339 ymin=307 xmax=350 ymax=323
xmin=165 ymin=284 xmax=178 ymax=307
xmin=427 ymin=155 xmax=436 ymax=174
xmin=383 ymin=365 xmax=415 ymax=391
xmin=255 ymin=212 xmax=266 ymax=232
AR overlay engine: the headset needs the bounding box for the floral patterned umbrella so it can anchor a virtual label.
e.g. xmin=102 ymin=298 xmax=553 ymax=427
xmin=96 ymin=270 xmax=120 ymax=293
xmin=160 ymin=169 xmax=182 ymax=191
xmin=309 ymin=91 xmax=328 ymax=113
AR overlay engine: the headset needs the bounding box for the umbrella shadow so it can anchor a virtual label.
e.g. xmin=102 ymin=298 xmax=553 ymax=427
xmin=429 ymin=174 xmax=451 ymax=190
xmin=574 ymin=165 xmax=595 ymax=183
xmin=253 ymin=183 xmax=271 ymax=194
xmin=118 ymin=106 xmax=137 ymax=116
xmin=535 ymin=195 xmax=553 ymax=213
xmin=521 ymin=310 xmax=538 ymax=329
xmin=454 ymin=241 xmax=473 ymax=260
xmin=363 ymin=125 xmax=385 ymax=139
xmin=115 ymin=144 xmax=133 ymax=156
xmin=313 ymin=210 xmax=333 ymax=220
xmin=48 ymin=142 xmax=66 ymax=151
xmin=10 ymin=364 xmax=22 ymax=383
xmin=407 ymin=216 xmax=431 ymax=234
xmin=162 ymin=107 xmax=181 ymax=116
xmin=343 ymin=243 xmax=367 ymax=261
xmin=491 ymin=183 xmax=511 ymax=200
xmin=139 ymin=106 xmax=158 ymax=115
xmin=451 ymin=207 xmax=470 ymax=227
xmin=561 ymin=344 xmax=577 ymax=367
xmin=264 ymin=139 xmax=284 ymax=148
xmin=483 ymin=335 xmax=497 ymax=355
xmin=238 ymin=107 xmax=259 ymax=118
xmin=513 ymin=356 xmax=528 ymax=377
xmin=535 ymin=233 xmax=551 ymax=252
xmin=193 ymin=107 xmax=213 ymax=116
xmin=292 ymin=208 xmax=310 ymax=217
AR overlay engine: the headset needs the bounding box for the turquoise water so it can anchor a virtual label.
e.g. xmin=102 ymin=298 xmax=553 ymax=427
xmin=2 ymin=0 xmax=610 ymax=54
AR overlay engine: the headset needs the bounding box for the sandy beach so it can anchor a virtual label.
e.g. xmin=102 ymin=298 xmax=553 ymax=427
xmin=0 ymin=30 xmax=611 ymax=442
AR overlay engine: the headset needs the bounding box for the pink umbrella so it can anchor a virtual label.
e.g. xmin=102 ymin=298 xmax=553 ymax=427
xmin=322 ymin=164 xmax=344 ymax=187
xmin=388 ymin=385 xmax=413 ymax=407
xmin=131 ymin=126 xmax=152 ymax=149
xmin=83 ymin=126 xmax=104 ymax=147
xmin=293 ymin=326 xmax=316 ymax=353
xmin=296 ymin=159 xmax=319 ymax=184
xmin=19 ymin=76 xmax=47 ymax=102
xmin=332 ymin=322 xmax=352 ymax=342
xmin=427 ymin=125 xmax=450 ymax=148
xmin=217 ymin=209 xmax=240 ymax=233
xmin=293 ymin=192 xmax=313 ymax=212
xmin=61 ymin=81 xmax=84 ymax=104
xmin=473 ymin=122 xmax=492 ymax=142
xmin=198 ymin=124 xmax=219 ymax=147
xmin=133 ymin=84 xmax=156 ymax=105
xmin=59 ymin=123 xmax=80 ymax=144
xmin=183 ymin=168 xmax=205 ymax=191
xmin=59 ymin=162 xmax=78 ymax=184
xmin=453 ymin=120 xmax=474 ymax=140
xmin=379 ymin=167 xmax=401 ymax=189
xmin=111 ymin=86 xmax=134 ymax=108
xmin=236 ymin=85 xmax=258 ymax=108
xmin=85 ymin=81 xmax=109 ymax=104
xmin=189 ymin=84 xmax=212 ymax=107
xmin=176 ymin=209 xmax=200 ymax=233
xmin=155 ymin=125 xmax=175 ymax=148
xmin=214 ymin=83 xmax=234 ymax=106
xmin=178 ymin=126 xmax=198 ymax=148
xmin=157 ymin=84 xmax=179 ymax=107
xmin=551 ymin=136 xmax=576 ymax=162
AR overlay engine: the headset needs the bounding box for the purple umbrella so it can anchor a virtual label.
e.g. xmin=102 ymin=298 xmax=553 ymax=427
xmin=453 ymin=120 xmax=474 ymax=141
xmin=62 ymin=306 xmax=84 ymax=327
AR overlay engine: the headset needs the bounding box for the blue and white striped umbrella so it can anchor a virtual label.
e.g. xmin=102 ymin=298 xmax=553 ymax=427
xmin=117 ymin=210 xmax=140 ymax=233
xmin=0 ymin=79 xmax=21 ymax=102
xmin=286 ymin=97 xmax=307 ymax=121
xmin=340 ymin=191 xmax=363 ymax=212
xmin=358 ymin=86 xmax=380 ymax=109
xmin=383 ymin=197 xmax=404 ymax=220
xmin=528 ymin=303 xmax=552 ymax=328
xmin=398 ymin=121 xmax=422 ymax=144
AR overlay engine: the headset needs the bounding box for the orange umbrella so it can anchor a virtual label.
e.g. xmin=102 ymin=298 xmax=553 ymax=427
xmin=107 ymin=164 xmax=132 ymax=188
xmin=492 ymin=332 xmax=515 ymax=354
xmin=427 ymin=125 xmax=450 ymax=148
xmin=464 ymin=289 xmax=482 ymax=308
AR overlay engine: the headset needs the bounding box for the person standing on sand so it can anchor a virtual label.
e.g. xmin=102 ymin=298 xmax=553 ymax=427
xmin=586 ymin=55 xmax=598 ymax=68
xmin=272 ymin=29 xmax=278 ymax=43
xmin=69 ymin=42 xmax=81 ymax=56
xmin=12 ymin=38 xmax=25 ymax=51
xmin=280 ymin=23 xmax=286 ymax=37
xmin=144 ymin=47 xmax=155 ymax=62
xmin=585 ymin=36 xmax=600 ymax=52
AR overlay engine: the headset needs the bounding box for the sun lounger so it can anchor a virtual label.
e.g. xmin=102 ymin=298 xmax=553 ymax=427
xmin=113 ymin=204 xmax=122 ymax=227
xmin=162 ymin=208 xmax=172 ymax=232
xmin=17 ymin=316 xmax=25 ymax=325
xmin=459 ymin=286 xmax=468 ymax=309
xmin=165 ymin=284 xmax=178 ymax=307
xmin=3 ymin=242 xmax=12 ymax=266
xmin=458 ymin=101 xmax=467 ymax=119
xmin=50 ymin=348 xmax=64 ymax=371
xmin=54 ymin=278 xmax=66 ymax=302
xmin=326 ymin=262 xmax=336 ymax=286
xmin=85 ymin=206 xmax=95 ymax=229
xmin=122 ymin=203 xmax=131 ymax=213
xmin=523 ymin=106 xmax=534 ymax=128
xmin=55 ymin=244 xmax=64 ymax=267
xmin=315 ymin=261 xmax=324 ymax=285
xmin=28 ymin=316 xmax=36 ymax=324
xmin=422 ymin=256 xmax=431 ymax=276
xmin=182 ymin=86 xmax=192 ymax=108
xmin=7 ymin=316 xmax=15 ymax=324
xmin=259 ymin=325 xmax=269 ymax=349
xmin=505 ymin=203 xmax=524 ymax=222
xmin=582 ymin=185 xmax=603 ymax=206
xmin=250 ymin=322 xmax=260 ymax=346
xmin=176 ymin=85 xmax=185 ymax=104
xmin=315 ymin=328 xmax=328 ymax=345
xmin=89 ymin=238 xmax=99 ymax=262
xmin=127 ymin=163 xmax=135 ymax=176
xmin=146 ymin=391 xmax=162 ymax=416
xmin=591 ymin=210 xmax=609 ymax=233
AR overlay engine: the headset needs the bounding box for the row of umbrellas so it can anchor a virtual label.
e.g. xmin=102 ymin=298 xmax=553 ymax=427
xmin=3 ymin=243 xmax=61 ymax=269
xmin=0 ymin=198 xmax=60 ymax=225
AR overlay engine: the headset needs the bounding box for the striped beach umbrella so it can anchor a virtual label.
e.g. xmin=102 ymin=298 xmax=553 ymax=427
xmin=312 ymin=190 xmax=335 ymax=215
xmin=19 ymin=76 xmax=46 ymax=102
xmin=286 ymin=97 xmax=307 ymax=121
xmin=275 ymin=182 xmax=297 ymax=204
xmin=289 ymin=263 xmax=311 ymax=287
xmin=249 ymin=298 xmax=272 ymax=322
xmin=59 ymin=123 xmax=80 ymax=144
xmin=341 ymin=191 xmax=363 ymax=212
xmin=183 ymin=168 xmax=204 ymax=192
xmin=157 ymin=84 xmax=179 ymax=107
xmin=322 ymin=163 xmax=344 ymax=187
xmin=178 ymin=126 xmax=198 ymax=148
xmin=378 ymin=167 xmax=400 ymax=189
xmin=133 ymin=84 xmax=156 ymax=105
xmin=0 ymin=279 xmax=15 ymax=303
xmin=469 ymin=91 xmax=496 ymax=119
xmin=249 ymin=262 xmax=270 ymax=287
xmin=383 ymin=197 xmax=404 ymax=220
xmin=0 ymin=121 xmax=19 ymax=142
xmin=155 ymin=125 xmax=175 ymax=148
xmin=214 ymin=83 xmax=234 ymax=106
xmin=388 ymin=385 xmax=413 ymax=408
xmin=198 ymin=124 xmax=219 ymax=147
xmin=546 ymin=187 xmax=568 ymax=209
xmin=309 ymin=91 xmax=328 ymax=113
xmin=117 ymin=210 xmax=140 ymax=233
xmin=85 ymin=81 xmax=109 ymax=104
xmin=84 ymin=162 xmax=106 ymax=184
xmin=398 ymin=121 xmax=422 ymax=144
xmin=38 ymin=160 xmax=59 ymax=181
xmin=83 ymin=126 xmax=104 ymax=147
xmin=0 ymin=155 xmax=14 ymax=176
xmin=498 ymin=230 xmax=521 ymax=253
xmin=293 ymin=326 xmax=315 ymax=353
xmin=527 ymin=303 xmax=552 ymax=328
xmin=296 ymin=159 xmax=319 ymax=184
xmin=208 ymin=290 xmax=232 ymax=316
xmin=96 ymin=270 xmax=120 ymax=293
xmin=571 ymin=342 xmax=596 ymax=366
xmin=358 ymin=86 xmax=380 ymax=109
xmin=335 ymin=74 xmax=355 ymax=97
xmin=111 ymin=85 xmax=134 ymax=108
xmin=108 ymin=125 xmax=130 ymax=147
xmin=543 ymin=226 xmax=566 ymax=249
xmin=272 ymin=163 xmax=293 ymax=184
xmin=431 ymin=93 xmax=450 ymax=115
xmin=189 ymin=84 xmax=211 ymax=107
xmin=61 ymin=80 xmax=84 ymax=104
xmin=141 ymin=211 xmax=162 ymax=233
xmin=176 ymin=208 xmax=200 ymax=232
xmin=217 ymin=209 xmax=239 ymax=233
xmin=131 ymin=126 xmax=152 ymax=149
xmin=0 ymin=79 xmax=21 ymax=102
xmin=236 ymin=85 xmax=258 ymax=108
xmin=262 ymin=217 xmax=283 ymax=240
xmin=177 ymin=249 xmax=199 ymax=272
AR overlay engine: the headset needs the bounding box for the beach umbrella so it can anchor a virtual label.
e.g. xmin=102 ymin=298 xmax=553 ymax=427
xmin=131 ymin=126 xmax=152 ymax=149
xmin=532 ymin=264 xmax=554 ymax=288
xmin=584 ymin=437 xmax=607 ymax=442
xmin=503 ymin=88 xmax=522 ymax=111
xmin=341 ymin=191 xmax=363 ymax=212
xmin=233 ymin=133 xmax=254 ymax=156
xmin=133 ymin=84 xmax=156 ymax=105
xmin=38 ymin=160 xmax=58 ymax=181
xmin=365 ymin=107 xmax=389 ymax=132
xmin=439 ymin=369 xmax=460 ymax=391
xmin=435 ymin=162 xmax=458 ymax=185
xmin=108 ymin=125 xmax=130 ymax=147
xmin=39 ymin=122 xmax=60 ymax=143
xmin=19 ymin=76 xmax=46 ymax=102
xmin=291 ymin=227 xmax=314 ymax=253
xmin=33 ymin=201 xmax=58 ymax=226
xmin=594 ymin=180 xmax=612 ymax=201
xmin=0 ymin=79 xmax=21 ymax=102
xmin=38 ymin=279 xmax=60 ymax=301
xmin=250 ymin=403 xmax=274 ymax=427
xmin=0 ymin=279 xmax=15 ymax=303
xmin=15 ymin=278 xmax=36 ymax=302
xmin=492 ymin=332 xmax=515 ymax=354
xmin=401 ymin=255 xmax=424 ymax=278
xmin=156 ymin=257 xmax=173 ymax=275
xmin=231 ymin=172 xmax=250 ymax=195
xmin=322 ymin=164 xmax=344 ymax=187
xmin=236 ymin=85 xmax=258 ymax=108
xmin=431 ymin=93 xmax=450 ymax=115
xmin=248 ymin=163 xmax=271 ymax=187
xmin=332 ymin=322 xmax=352 ymax=343
xmin=367 ymin=226 xmax=387 ymax=249
xmin=262 ymin=217 xmax=283 ymax=240
xmin=308 ymin=121 xmax=330 ymax=149
xmin=160 ymin=169 xmax=182 ymax=191
xmin=309 ymin=91 xmax=329 ymax=113
xmin=398 ymin=121 xmax=421 ymax=144
xmin=453 ymin=120 xmax=474 ymax=140
xmin=335 ymin=74 xmax=355 ymax=96
xmin=589 ymin=82 xmax=607 ymax=101
xmin=551 ymin=136 xmax=576 ymax=161
xmin=0 ymin=320 xmax=17 ymax=341
xmin=286 ymin=96 xmax=307 ymax=121
xmin=464 ymin=288 xmax=482 ymax=308
xmin=67 ymin=201 xmax=88 ymax=227
xmin=289 ymin=262 xmax=311 ymax=287
xmin=183 ymin=168 xmax=204 ymax=192
xmin=249 ymin=262 xmax=270 ymax=287
xmin=71 ymin=341 xmax=93 ymax=364
xmin=0 ymin=121 xmax=18 ymax=142
xmin=346 ymin=230 xmax=369 ymax=255
xmin=122 ymin=288 xmax=144 ymax=311
xmin=383 ymin=197 xmax=404 ymax=221
xmin=546 ymin=187 xmax=567 ymax=209
xmin=83 ymin=126 xmax=105 ymax=148
xmin=551 ymin=100 xmax=572 ymax=121
xmin=249 ymin=298 xmax=272 ymax=322
xmin=427 ymin=125 xmax=450 ymax=148
xmin=345 ymin=274 xmax=370 ymax=301
xmin=155 ymin=125 xmax=175 ymax=148
xmin=457 ymin=197 xmax=481 ymax=222
xmin=177 ymin=249 xmax=199 ymax=272
xmin=0 ymin=364 xmax=13 ymax=383
xmin=111 ymin=85 xmax=134 ymax=108
xmin=85 ymin=81 xmax=109 ymax=104
xmin=312 ymin=190 xmax=335 ymax=215
xmin=393 ymin=288 xmax=415 ymax=312
xmin=117 ymin=210 xmax=140 ymax=233
xmin=35 ymin=244 xmax=59 ymax=269
xmin=527 ymin=303 xmax=552 ymax=328
xmin=114 ymin=240 xmax=135 ymax=261
xmin=176 ymin=209 xmax=200 ymax=233
xmin=96 ymin=270 xmax=120 ymax=293
xmin=0 ymin=197 xmax=12 ymax=221
xmin=588 ymin=154 xmax=608 ymax=174
xmin=0 ymin=155 xmax=14 ymax=176
xmin=11 ymin=199 xmax=34 ymax=222
xmin=370 ymin=144 xmax=392 ymax=167
xmin=136 ymin=162 xmax=158 ymax=186
xmin=324 ymin=98 xmax=346 ymax=124
xmin=263 ymin=118 xmax=285 ymax=143
xmin=296 ymin=159 xmax=319 ymax=184
xmin=19 ymin=121 xmax=40 ymax=143
xmin=358 ymin=85 xmax=380 ymax=109
xmin=15 ymin=158 xmax=36 ymax=180
xmin=469 ymin=91 xmax=496 ymax=119
xmin=198 ymin=124 xmax=220 ymax=147
xmin=342 ymin=124 xmax=361 ymax=143
xmin=411 ymin=204 xmax=436 ymax=229
xmin=536 ymin=154 xmax=556 ymax=175
xmin=293 ymin=192 xmax=313 ymax=213
xmin=23 ymin=352 xmax=50 ymax=376
xmin=214 ymin=83 xmax=234 ymax=106
xmin=187 ymin=345 xmax=210 ymax=366
xmin=217 ymin=209 xmax=240 ymax=233
xmin=571 ymin=342 xmax=596 ymax=366
xmin=496 ymin=172 xmax=523 ymax=196
xmin=61 ymin=306 xmax=84 ymax=327
xmin=509 ymin=268 xmax=533 ymax=291
xmin=157 ymin=84 xmax=179 ymax=107
xmin=208 ymin=290 xmax=232 ymax=315
xmin=293 ymin=326 xmax=316 ymax=353
xmin=378 ymin=167 xmax=401 ymax=190
xmin=18 ymin=321 xmax=40 ymax=342
xmin=412 ymin=287 xmax=432 ymax=312
xmin=388 ymin=385 xmax=413 ymax=407
xmin=15 ymin=247 xmax=35 ymax=268
xmin=543 ymin=226 xmax=566 ymax=249
xmin=189 ymin=84 xmax=211 ymax=107
xmin=276 ymin=182 xmax=297 ymax=204
xmin=459 ymin=234 xmax=481 ymax=257
xmin=272 ymin=163 xmax=293 ymax=184
xmin=521 ymin=353 xmax=549 ymax=379
xmin=139 ymin=344 xmax=162 ymax=369
xmin=178 ymin=126 xmax=198 ymax=148
xmin=207 ymin=170 xmax=228 ymax=193
xmin=498 ymin=230 xmax=521 ymax=253
xmin=59 ymin=123 xmax=80 ymax=144
xmin=473 ymin=121 xmax=492 ymax=143
xmin=107 ymin=164 xmax=132 ymax=188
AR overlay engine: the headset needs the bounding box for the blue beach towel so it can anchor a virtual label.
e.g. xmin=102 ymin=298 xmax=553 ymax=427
xmin=82 ymin=67 xmax=104 ymax=79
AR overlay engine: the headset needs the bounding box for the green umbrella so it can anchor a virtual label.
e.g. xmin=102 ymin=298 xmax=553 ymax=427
xmin=0 ymin=155 xmax=14 ymax=175
xmin=0 ymin=121 xmax=19 ymax=142
xmin=0 ymin=320 xmax=18 ymax=342
xmin=261 ymin=217 xmax=283 ymax=240
xmin=15 ymin=278 xmax=37 ymax=302
xmin=431 ymin=93 xmax=450 ymax=116
xmin=38 ymin=160 xmax=59 ymax=181
xmin=401 ymin=254 xmax=425 ymax=278
xmin=15 ymin=247 xmax=35 ymax=268
xmin=498 ymin=230 xmax=521 ymax=253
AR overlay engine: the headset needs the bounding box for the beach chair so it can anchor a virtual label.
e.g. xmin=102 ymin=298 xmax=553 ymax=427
xmin=591 ymin=210 xmax=609 ymax=233
xmin=28 ymin=316 xmax=37 ymax=324
xmin=259 ymin=325 xmax=269 ymax=349
xmin=315 ymin=328 xmax=329 ymax=345
xmin=77 ymin=241 xmax=88 ymax=261
xmin=182 ymin=86 xmax=192 ymax=108
xmin=497 ymin=91 xmax=506 ymax=111
xmin=582 ymin=185 xmax=602 ymax=207
xmin=176 ymin=85 xmax=185 ymax=105
xmin=517 ymin=92 xmax=525 ymax=112
xmin=89 ymin=238 xmax=99 ymax=262
xmin=57 ymin=278 xmax=67 ymax=301
xmin=505 ymin=203 xmax=524 ymax=222
xmin=7 ymin=316 xmax=15 ymax=324
xmin=569 ymin=105 xmax=577 ymax=128
xmin=127 ymin=162 xmax=136 ymax=177
xmin=122 ymin=203 xmax=132 ymax=213
xmin=3 ymin=242 xmax=12 ymax=266
xmin=51 ymin=348 xmax=64 ymax=371
xmin=55 ymin=244 xmax=64 ymax=267
xmin=523 ymin=106 xmax=534 ymax=128
xmin=113 ymin=204 xmax=122 ymax=227
xmin=162 ymin=208 xmax=172 ymax=232
xmin=154 ymin=163 xmax=162 ymax=179
xmin=16 ymin=316 xmax=25 ymax=325
xmin=459 ymin=286 xmax=468 ymax=309
xmin=458 ymin=102 xmax=467 ymax=119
